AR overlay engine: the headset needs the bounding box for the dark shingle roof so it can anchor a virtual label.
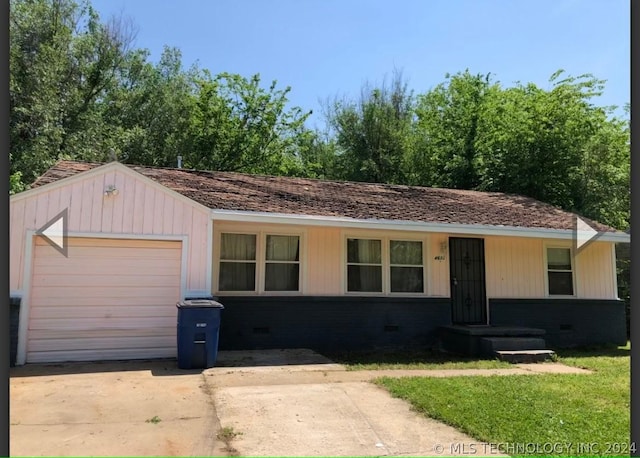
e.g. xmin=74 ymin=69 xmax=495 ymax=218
xmin=31 ymin=160 xmax=618 ymax=233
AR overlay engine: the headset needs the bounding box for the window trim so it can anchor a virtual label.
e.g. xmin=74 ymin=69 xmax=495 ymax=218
xmin=264 ymin=234 xmax=302 ymax=292
xmin=214 ymin=229 xmax=305 ymax=295
xmin=343 ymin=233 xmax=429 ymax=296
xmin=346 ymin=237 xmax=384 ymax=293
xmin=543 ymin=243 xmax=576 ymax=298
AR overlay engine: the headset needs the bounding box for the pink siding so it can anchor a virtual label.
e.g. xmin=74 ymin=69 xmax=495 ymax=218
xmin=10 ymin=168 xmax=210 ymax=293
xmin=485 ymin=236 xmax=545 ymax=298
xmin=28 ymin=237 xmax=181 ymax=363
xmin=576 ymin=242 xmax=615 ymax=299
xmin=306 ymin=227 xmax=342 ymax=295
xmin=429 ymin=234 xmax=449 ymax=296
xmin=9 ymin=199 xmax=25 ymax=292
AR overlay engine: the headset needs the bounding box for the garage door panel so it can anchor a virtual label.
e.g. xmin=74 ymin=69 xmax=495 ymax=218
xmin=26 ymin=296 xmax=178 ymax=310
xmin=27 ymin=335 xmax=177 ymax=353
xmin=31 ymin=305 xmax=178 ymax=319
xmin=30 ymin=316 xmax=176 ymax=331
xmin=29 ymin=327 xmax=176 ymax=340
xmin=26 ymin=347 xmax=178 ymax=364
xmin=32 ymin=274 xmax=180 ymax=288
xmin=34 ymin=246 xmax=180 ymax=261
xmin=30 ymin=286 xmax=179 ymax=300
xmin=32 ymin=262 xmax=181 ymax=276
xmin=27 ymin=237 xmax=183 ymax=363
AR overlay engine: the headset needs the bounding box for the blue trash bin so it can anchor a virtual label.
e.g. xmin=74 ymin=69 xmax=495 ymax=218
xmin=176 ymin=299 xmax=224 ymax=369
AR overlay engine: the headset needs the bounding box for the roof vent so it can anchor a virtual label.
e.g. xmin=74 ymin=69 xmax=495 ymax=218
xmin=177 ymin=156 xmax=183 ymax=169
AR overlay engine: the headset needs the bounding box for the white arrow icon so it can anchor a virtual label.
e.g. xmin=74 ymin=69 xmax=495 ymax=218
xmin=574 ymin=216 xmax=600 ymax=254
xmin=36 ymin=209 xmax=68 ymax=257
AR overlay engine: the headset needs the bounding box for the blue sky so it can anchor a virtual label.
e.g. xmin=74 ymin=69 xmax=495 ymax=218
xmin=91 ymin=0 xmax=629 ymax=129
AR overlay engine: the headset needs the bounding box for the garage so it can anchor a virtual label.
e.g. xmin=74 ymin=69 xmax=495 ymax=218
xmin=26 ymin=236 xmax=183 ymax=363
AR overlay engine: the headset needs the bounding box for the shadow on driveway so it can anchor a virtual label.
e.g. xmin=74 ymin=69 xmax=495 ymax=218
xmin=10 ymin=348 xmax=338 ymax=378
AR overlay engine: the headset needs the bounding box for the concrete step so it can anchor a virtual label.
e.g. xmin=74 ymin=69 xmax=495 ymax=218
xmin=480 ymin=336 xmax=547 ymax=354
xmin=495 ymin=350 xmax=556 ymax=364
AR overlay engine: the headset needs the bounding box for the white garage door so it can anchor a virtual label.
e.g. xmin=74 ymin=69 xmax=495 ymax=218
xmin=27 ymin=237 xmax=182 ymax=363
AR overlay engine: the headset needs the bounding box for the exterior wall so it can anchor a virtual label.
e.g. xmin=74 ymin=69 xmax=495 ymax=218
xmin=217 ymin=296 xmax=451 ymax=351
xmin=484 ymin=237 xmax=616 ymax=300
xmin=489 ymin=298 xmax=627 ymax=347
xmin=212 ymin=222 xmax=449 ymax=297
xmin=575 ymin=242 xmax=616 ymax=299
xmin=305 ymin=227 xmax=342 ymax=295
xmin=484 ymin=236 xmax=545 ymax=298
xmin=212 ymin=224 xmax=618 ymax=300
xmin=10 ymin=167 xmax=211 ymax=295
xmin=430 ymin=235 xmax=450 ymax=296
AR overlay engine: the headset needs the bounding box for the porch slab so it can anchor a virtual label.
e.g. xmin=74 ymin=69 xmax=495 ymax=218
xmin=496 ymin=350 xmax=556 ymax=364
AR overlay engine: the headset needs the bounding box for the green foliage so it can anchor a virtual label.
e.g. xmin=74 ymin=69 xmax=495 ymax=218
xmin=474 ymin=71 xmax=629 ymax=229
xmin=10 ymin=0 xmax=135 ymax=187
xmin=9 ymin=0 xmax=312 ymax=185
xmin=180 ymin=72 xmax=311 ymax=175
xmin=323 ymin=348 xmax=510 ymax=371
xmin=411 ymin=70 xmax=493 ymax=189
xmin=324 ymin=70 xmax=414 ymax=184
xmin=377 ymin=347 xmax=630 ymax=456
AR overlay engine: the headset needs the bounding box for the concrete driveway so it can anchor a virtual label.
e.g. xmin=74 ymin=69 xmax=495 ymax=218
xmin=10 ymin=361 xmax=223 ymax=457
xmin=10 ymin=349 xmax=582 ymax=456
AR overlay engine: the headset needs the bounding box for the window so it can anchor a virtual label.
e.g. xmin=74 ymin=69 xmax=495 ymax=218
xmin=347 ymin=239 xmax=382 ymax=292
xmin=390 ymin=240 xmax=424 ymax=293
xmin=547 ymin=247 xmax=574 ymax=296
xmin=265 ymin=235 xmax=300 ymax=291
xmin=219 ymin=233 xmax=256 ymax=291
xmin=346 ymin=237 xmax=425 ymax=294
xmin=218 ymin=232 xmax=301 ymax=293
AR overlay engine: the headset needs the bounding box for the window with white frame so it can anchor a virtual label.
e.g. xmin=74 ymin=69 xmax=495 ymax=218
xmin=390 ymin=240 xmax=424 ymax=293
xmin=218 ymin=232 xmax=301 ymax=293
xmin=219 ymin=233 xmax=257 ymax=291
xmin=346 ymin=237 xmax=425 ymax=294
xmin=347 ymin=238 xmax=383 ymax=292
xmin=546 ymin=247 xmax=574 ymax=296
xmin=265 ymin=235 xmax=300 ymax=291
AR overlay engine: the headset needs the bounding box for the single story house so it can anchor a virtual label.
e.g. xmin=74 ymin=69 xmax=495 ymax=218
xmin=9 ymin=160 xmax=629 ymax=364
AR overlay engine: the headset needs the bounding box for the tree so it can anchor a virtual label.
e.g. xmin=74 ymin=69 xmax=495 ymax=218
xmin=100 ymin=46 xmax=200 ymax=167
xmin=474 ymin=70 xmax=630 ymax=229
xmin=180 ymin=72 xmax=311 ymax=175
xmin=10 ymin=0 xmax=136 ymax=191
xmin=411 ymin=70 xmax=493 ymax=189
xmin=324 ymin=70 xmax=415 ymax=184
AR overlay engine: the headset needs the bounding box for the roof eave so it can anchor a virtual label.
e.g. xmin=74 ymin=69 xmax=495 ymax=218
xmin=210 ymin=209 xmax=630 ymax=243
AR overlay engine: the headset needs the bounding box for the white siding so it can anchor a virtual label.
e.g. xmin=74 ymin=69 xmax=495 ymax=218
xmin=485 ymin=236 xmax=545 ymax=298
xmin=576 ymin=241 xmax=616 ymax=299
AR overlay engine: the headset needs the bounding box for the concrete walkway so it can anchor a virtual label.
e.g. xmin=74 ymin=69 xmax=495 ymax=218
xmin=205 ymin=350 xmax=591 ymax=456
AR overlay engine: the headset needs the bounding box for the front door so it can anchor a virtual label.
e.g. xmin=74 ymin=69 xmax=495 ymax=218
xmin=449 ymin=237 xmax=487 ymax=324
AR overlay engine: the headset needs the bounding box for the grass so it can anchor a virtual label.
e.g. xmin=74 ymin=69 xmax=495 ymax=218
xmin=217 ymin=426 xmax=243 ymax=456
xmin=375 ymin=344 xmax=630 ymax=456
xmin=323 ymin=348 xmax=512 ymax=370
xmin=145 ymin=415 xmax=161 ymax=424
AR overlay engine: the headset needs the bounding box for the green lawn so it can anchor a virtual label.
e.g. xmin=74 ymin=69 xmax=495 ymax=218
xmin=323 ymin=348 xmax=512 ymax=371
xmin=375 ymin=345 xmax=631 ymax=456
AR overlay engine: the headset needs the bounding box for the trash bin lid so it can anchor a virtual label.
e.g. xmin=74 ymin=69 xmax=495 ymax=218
xmin=176 ymin=299 xmax=224 ymax=309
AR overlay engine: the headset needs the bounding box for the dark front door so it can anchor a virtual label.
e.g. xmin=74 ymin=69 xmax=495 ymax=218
xmin=449 ymin=237 xmax=487 ymax=324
